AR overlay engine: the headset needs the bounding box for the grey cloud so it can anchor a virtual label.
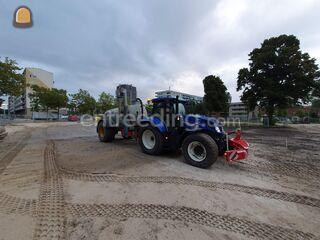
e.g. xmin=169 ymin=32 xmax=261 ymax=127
xmin=1 ymin=0 xmax=319 ymax=101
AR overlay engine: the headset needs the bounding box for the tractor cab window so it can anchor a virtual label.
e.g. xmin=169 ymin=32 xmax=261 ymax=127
xmin=152 ymin=102 xmax=175 ymax=115
xmin=174 ymin=103 xmax=186 ymax=115
xmin=152 ymin=102 xmax=164 ymax=115
xmin=166 ymin=102 xmax=175 ymax=114
xmin=152 ymin=101 xmax=186 ymax=116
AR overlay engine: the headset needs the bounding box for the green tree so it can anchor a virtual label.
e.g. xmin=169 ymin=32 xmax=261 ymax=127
xmin=203 ymin=75 xmax=230 ymax=114
xmin=28 ymin=86 xmax=42 ymax=112
xmin=29 ymin=85 xmax=51 ymax=118
xmin=237 ymin=34 xmax=320 ymax=125
xmin=69 ymin=89 xmax=96 ymax=115
xmin=67 ymin=99 xmax=77 ymax=114
xmin=276 ymin=108 xmax=288 ymax=117
xmin=296 ymin=109 xmax=308 ymax=118
xmin=313 ymin=81 xmax=320 ymax=97
xmin=51 ymin=88 xmax=68 ymax=118
xmin=29 ymin=86 xmax=68 ymax=119
xmin=312 ymin=99 xmax=320 ymax=108
xmin=96 ymin=92 xmax=116 ymax=113
xmin=185 ymin=100 xmax=207 ymax=115
xmin=0 ymin=57 xmax=26 ymax=97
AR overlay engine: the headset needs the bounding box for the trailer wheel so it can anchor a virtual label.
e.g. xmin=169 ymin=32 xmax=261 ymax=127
xmin=97 ymin=121 xmax=116 ymax=142
xmin=139 ymin=126 xmax=164 ymax=155
xmin=182 ymin=133 xmax=218 ymax=168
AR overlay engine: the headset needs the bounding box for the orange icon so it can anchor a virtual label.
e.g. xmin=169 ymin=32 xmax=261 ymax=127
xmin=13 ymin=6 xmax=33 ymax=28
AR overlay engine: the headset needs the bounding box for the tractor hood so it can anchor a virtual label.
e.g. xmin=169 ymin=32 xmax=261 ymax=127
xmin=183 ymin=114 xmax=224 ymax=134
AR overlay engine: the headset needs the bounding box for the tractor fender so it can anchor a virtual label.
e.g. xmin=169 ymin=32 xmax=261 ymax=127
xmin=180 ymin=129 xmax=221 ymax=143
xmin=139 ymin=116 xmax=168 ymax=133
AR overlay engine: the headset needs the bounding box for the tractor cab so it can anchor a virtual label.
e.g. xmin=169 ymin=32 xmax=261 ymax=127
xmin=151 ymin=97 xmax=186 ymax=115
xmin=151 ymin=97 xmax=186 ymax=128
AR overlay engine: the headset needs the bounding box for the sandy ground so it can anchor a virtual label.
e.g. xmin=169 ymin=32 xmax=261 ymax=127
xmin=0 ymin=122 xmax=319 ymax=240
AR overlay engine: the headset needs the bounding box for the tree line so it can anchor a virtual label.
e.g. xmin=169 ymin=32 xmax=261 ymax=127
xmin=199 ymin=34 xmax=320 ymax=125
xmin=0 ymin=58 xmax=116 ymax=116
xmin=1 ymin=34 xmax=320 ymax=124
xmin=237 ymin=34 xmax=320 ymax=125
xmin=29 ymin=87 xmax=116 ymax=116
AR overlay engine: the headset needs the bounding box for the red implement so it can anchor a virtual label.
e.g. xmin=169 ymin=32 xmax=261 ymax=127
xmin=224 ymin=129 xmax=249 ymax=162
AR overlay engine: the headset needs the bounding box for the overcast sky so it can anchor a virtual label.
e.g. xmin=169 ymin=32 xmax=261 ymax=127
xmin=1 ymin=0 xmax=320 ymax=103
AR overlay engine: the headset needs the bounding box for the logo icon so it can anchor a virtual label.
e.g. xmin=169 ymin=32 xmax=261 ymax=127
xmin=13 ymin=6 xmax=33 ymax=28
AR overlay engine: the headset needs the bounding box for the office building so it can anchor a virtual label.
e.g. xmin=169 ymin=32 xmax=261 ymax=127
xmin=229 ymin=102 xmax=257 ymax=120
xmin=9 ymin=68 xmax=54 ymax=118
xmin=155 ymin=90 xmax=203 ymax=102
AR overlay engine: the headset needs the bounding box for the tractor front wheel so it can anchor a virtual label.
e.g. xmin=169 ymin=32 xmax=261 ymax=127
xmin=139 ymin=126 xmax=164 ymax=155
xmin=97 ymin=121 xmax=116 ymax=142
xmin=182 ymin=133 xmax=218 ymax=168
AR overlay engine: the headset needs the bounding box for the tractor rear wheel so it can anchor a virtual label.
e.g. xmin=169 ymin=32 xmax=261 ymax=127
xmin=97 ymin=121 xmax=116 ymax=142
xmin=182 ymin=133 xmax=218 ymax=168
xmin=139 ymin=126 xmax=164 ymax=155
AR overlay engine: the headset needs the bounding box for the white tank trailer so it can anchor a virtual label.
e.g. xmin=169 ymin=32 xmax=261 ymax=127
xmin=102 ymin=88 xmax=146 ymax=137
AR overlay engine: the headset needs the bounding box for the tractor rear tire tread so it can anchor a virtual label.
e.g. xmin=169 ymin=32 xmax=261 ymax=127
xmin=98 ymin=121 xmax=116 ymax=142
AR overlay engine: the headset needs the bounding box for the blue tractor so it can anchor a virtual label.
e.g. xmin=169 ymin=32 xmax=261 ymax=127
xmin=97 ymin=96 xmax=249 ymax=169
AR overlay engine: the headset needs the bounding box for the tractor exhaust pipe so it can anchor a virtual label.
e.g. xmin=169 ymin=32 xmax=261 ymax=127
xmin=136 ymin=98 xmax=144 ymax=117
xmin=175 ymin=95 xmax=179 ymax=114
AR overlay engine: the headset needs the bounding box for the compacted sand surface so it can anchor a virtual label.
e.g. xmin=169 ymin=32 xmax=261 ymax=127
xmin=0 ymin=122 xmax=319 ymax=240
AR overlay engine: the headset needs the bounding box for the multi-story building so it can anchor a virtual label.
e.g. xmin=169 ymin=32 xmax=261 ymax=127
xmin=155 ymin=90 xmax=203 ymax=102
xmin=9 ymin=68 xmax=54 ymax=118
xmin=229 ymin=102 xmax=257 ymax=120
xmin=116 ymin=84 xmax=137 ymax=104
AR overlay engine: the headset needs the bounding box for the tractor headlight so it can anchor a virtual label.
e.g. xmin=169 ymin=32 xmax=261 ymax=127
xmin=215 ymin=126 xmax=221 ymax=133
